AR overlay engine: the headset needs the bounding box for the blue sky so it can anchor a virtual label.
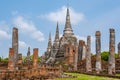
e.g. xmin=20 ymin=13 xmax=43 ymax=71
xmin=0 ymin=0 xmax=120 ymax=57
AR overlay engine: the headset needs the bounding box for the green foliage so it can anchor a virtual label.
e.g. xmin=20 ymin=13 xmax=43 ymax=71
xmin=30 ymin=55 xmax=33 ymax=61
xmin=101 ymin=51 xmax=109 ymax=61
xmin=22 ymin=56 xmax=26 ymax=61
xmin=1 ymin=57 xmax=8 ymax=62
xmin=115 ymin=53 xmax=118 ymax=58
xmin=101 ymin=51 xmax=118 ymax=61
xmin=27 ymin=55 xmax=41 ymax=63
xmin=38 ymin=56 xmax=42 ymax=63
xmin=0 ymin=57 xmax=1 ymax=62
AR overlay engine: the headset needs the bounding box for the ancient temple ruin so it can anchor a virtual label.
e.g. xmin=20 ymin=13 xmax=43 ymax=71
xmin=95 ymin=31 xmax=101 ymax=74
xmin=8 ymin=48 xmax=15 ymax=70
xmin=86 ymin=36 xmax=92 ymax=72
xmin=78 ymin=40 xmax=86 ymax=61
xmin=108 ymin=28 xmax=115 ymax=75
xmin=25 ymin=47 xmax=32 ymax=65
xmin=12 ymin=27 xmax=18 ymax=63
xmin=41 ymin=7 xmax=119 ymax=76
xmin=57 ymin=8 xmax=77 ymax=61
xmin=33 ymin=48 xmax=38 ymax=69
xmin=43 ymin=7 xmax=78 ymax=67
xmin=0 ymin=27 xmax=63 ymax=79
xmin=1 ymin=6 xmax=120 ymax=80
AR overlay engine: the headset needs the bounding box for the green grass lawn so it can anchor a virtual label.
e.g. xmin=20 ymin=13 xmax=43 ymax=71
xmin=55 ymin=73 xmax=120 ymax=80
xmin=116 ymin=74 xmax=120 ymax=76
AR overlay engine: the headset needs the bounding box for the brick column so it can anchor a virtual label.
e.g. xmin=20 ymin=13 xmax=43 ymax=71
xmin=17 ymin=54 xmax=22 ymax=70
xmin=8 ymin=48 xmax=15 ymax=70
xmin=78 ymin=40 xmax=83 ymax=61
xmin=33 ymin=48 xmax=38 ymax=69
xmin=78 ymin=40 xmax=86 ymax=60
xmin=82 ymin=41 xmax=86 ymax=60
xmin=12 ymin=27 xmax=18 ymax=63
xmin=118 ymin=42 xmax=120 ymax=58
xmin=74 ymin=46 xmax=78 ymax=71
xmin=86 ymin=36 xmax=92 ymax=72
xmin=95 ymin=31 xmax=101 ymax=74
xmin=108 ymin=28 xmax=115 ymax=75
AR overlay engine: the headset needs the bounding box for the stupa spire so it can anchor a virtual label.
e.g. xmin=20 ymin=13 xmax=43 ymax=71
xmin=63 ymin=7 xmax=74 ymax=36
xmin=27 ymin=47 xmax=30 ymax=56
xmin=54 ymin=22 xmax=59 ymax=42
xmin=47 ymin=33 xmax=52 ymax=52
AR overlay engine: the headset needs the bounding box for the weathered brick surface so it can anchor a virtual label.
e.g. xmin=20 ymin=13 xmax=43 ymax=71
xmin=33 ymin=48 xmax=38 ymax=69
xmin=8 ymin=48 xmax=15 ymax=70
xmin=17 ymin=54 xmax=22 ymax=64
xmin=64 ymin=44 xmax=78 ymax=71
xmin=0 ymin=65 xmax=61 ymax=79
xmin=12 ymin=27 xmax=18 ymax=63
xmin=17 ymin=53 xmax=23 ymax=70
xmin=78 ymin=40 xmax=86 ymax=61
xmin=108 ymin=28 xmax=115 ymax=75
xmin=95 ymin=31 xmax=101 ymax=74
xmin=86 ymin=36 xmax=92 ymax=72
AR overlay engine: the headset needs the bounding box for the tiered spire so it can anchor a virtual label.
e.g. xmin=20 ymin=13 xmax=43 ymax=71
xmin=54 ymin=22 xmax=59 ymax=42
xmin=47 ymin=33 xmax=52 ymax=52
xmin=27 ymin=47 xmax=30 ymax=56
xmin=63 ymin=7 xmax=74 ymax=36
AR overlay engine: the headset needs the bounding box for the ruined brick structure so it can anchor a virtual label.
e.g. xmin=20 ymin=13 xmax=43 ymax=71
xmin=78 ymin=40 xmax=86 ymax=61
xmin=86 ymin=36 xmax=92 ymax=72
xmin=25 ymin=47 xmax=32 ymax=65
xmin=8 ymin=48 xmax=15 ymax=70
xmin=17 ymin=54 xmax=23 ymax=70
xmin=95 ymin=31 xmax=101 ymax=74
xmin=108 ymin=28 xmax=115 ymax=75
xmin=17 ymin=54 xmax=22 ymax=64
xmin=1 ymin=65 xmax=62 ymax=79
xmin=52 ymin=22 xmax=59 ymax=58
xmin=45 ymin=22 xmax=60 ymax=64
xmin=33 ymin=48 xmax=38 ymax=69
xmin=0 ymin=24 xmax=64 ymax=80
xmin=43 ymin=7 xmax=78 ymax=68
xmin=40 ymin=7 xmax=119 ymax=76
xmin=12 ymin=27 xmax=18 ymax=63
xmin=64 ymin=44 xmax=78 ymax=70
xmin=1 ymin=6 xmax=120 ymax=79
xmin=45 ymin=33 xmax=52 ymax=61
xmin=57 ymin=8 xmax=77 ymax=61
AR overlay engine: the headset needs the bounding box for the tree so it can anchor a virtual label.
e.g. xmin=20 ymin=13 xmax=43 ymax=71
xmin=101 ymin=51 xmax=118 ymax=61
xmin=0 ymin=57 xmax=1 ymax=62
xmin=2 ymin=57 xmax=8 ymax=62
xmin=101 ymin=51 xmax=109 ymax=61
xmin=38 ymin=56 xmax=42 ymax=63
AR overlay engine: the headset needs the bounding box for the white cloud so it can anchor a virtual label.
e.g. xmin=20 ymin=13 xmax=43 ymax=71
xmin=0 ymin=30 xmax=10 ymax=39
xmin=31 ymin=31 xmax=44 ymax=42
xmin=13 ymin=16 xmax=45 ymax=42
xmin=19 ymin=41 xmax=29 ymax=48
xmin=40 ymin=6 xmax=85 ymax=25
xmin=13 ymin=16 xmax=36 ymax=33
xmin=60 ymin=34 xmax=62 ymax=38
